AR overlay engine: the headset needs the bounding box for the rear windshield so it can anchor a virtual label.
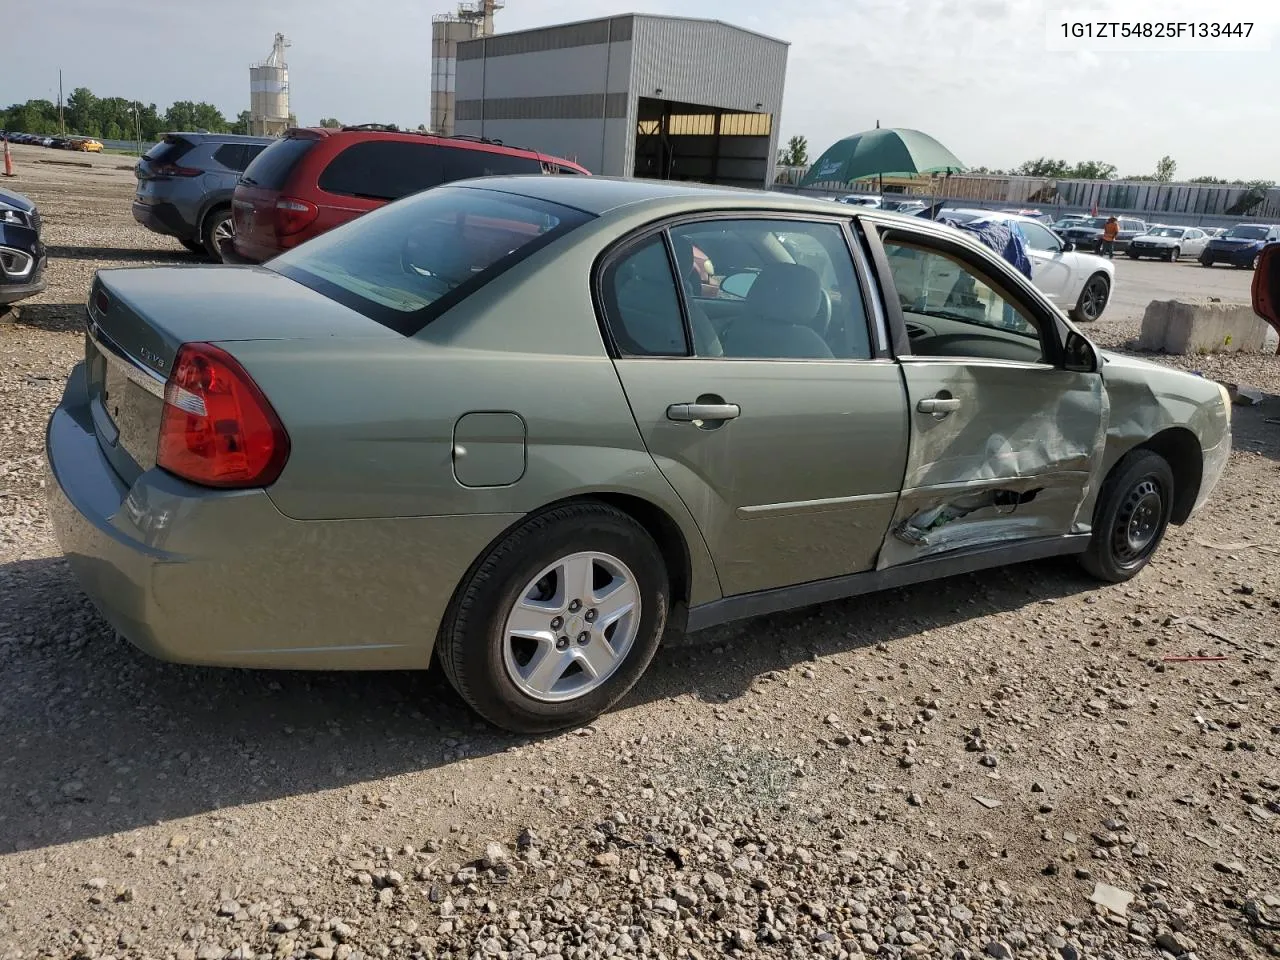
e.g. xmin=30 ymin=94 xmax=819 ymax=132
xmin=143 ymin=136 xmax=192 ymax=164
xmin=240 ymin=136 xmax=316 ymax=190
xmin=269 ymin=186 xmax=593 ymax=335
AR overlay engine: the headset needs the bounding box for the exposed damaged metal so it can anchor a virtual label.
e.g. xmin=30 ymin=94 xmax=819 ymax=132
xmin=895 ymin=488 xmax=1043 ymax=545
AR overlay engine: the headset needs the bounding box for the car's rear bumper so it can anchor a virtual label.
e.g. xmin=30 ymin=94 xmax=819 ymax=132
xmin=131 ymin=200 xmax=193 ymax=240
xmin=45 ymin=364 xmax=517 ymax=671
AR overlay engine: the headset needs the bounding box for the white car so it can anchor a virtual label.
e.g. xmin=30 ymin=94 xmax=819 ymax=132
xmin=1127 ymin=225 xmax=1210 ymax=261
xmin=938 ymin=208 xmax=1116 ymax=322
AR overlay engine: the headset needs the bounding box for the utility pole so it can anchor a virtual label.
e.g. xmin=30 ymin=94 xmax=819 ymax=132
xmin=58 ymin=69 xmax=65 ymax=134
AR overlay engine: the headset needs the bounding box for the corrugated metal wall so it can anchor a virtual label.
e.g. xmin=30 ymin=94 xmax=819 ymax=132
xmin=626 ymin=16 xmax=787 ymax=182
xmin=454 ymin=14 xmax=788 ymax=185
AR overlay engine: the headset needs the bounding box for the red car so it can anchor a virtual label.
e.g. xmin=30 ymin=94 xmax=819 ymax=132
xmin=228 ymin=125 xmax=589 ymax=263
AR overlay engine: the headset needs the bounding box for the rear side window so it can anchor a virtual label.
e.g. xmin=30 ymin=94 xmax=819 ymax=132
xmin=241 ymin=137 xmax=316 ymax=190
xmin=318 ymin=141 xmax=443 ymax=200
xmin=602 ymin=237 xmax=688 ymax=357
xmin=213 ymin=144 xmax=247 ymax=171
xmin=269 ymin=186 xmax=593 ymax=335
xmin=440 ymin=145 xmax=542 ymax=180
xmin=143 ymin=136 xmax=193 ymax=164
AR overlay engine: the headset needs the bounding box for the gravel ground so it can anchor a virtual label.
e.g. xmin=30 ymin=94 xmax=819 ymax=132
xmin=2 ymin=145 xmax=1279 ymax=960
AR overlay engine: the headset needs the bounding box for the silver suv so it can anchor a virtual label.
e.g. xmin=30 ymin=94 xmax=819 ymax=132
xmin=132 ymin=133 xmax=274 ymax=261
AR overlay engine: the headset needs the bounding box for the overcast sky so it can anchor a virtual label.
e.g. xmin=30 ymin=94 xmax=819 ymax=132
xmin=8 ymin=0 xmax=1278 ymax=180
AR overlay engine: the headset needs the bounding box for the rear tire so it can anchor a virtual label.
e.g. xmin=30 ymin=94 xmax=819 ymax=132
xmin=1070 ymin=273 xmax=1110 ymax=323
xmin=201 ymin=206 xmax=234 ymax=262
xmin=1079 ymin=449 xmax=1175 ymax=583
xmin=437 ymin=502 xmax=669 ymax=733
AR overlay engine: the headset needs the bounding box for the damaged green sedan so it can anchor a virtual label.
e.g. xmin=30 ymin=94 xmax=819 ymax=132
xmin=45 ymin=177 xmax=1231 ymax=732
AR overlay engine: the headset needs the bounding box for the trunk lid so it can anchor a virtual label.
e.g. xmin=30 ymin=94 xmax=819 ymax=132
xmin=84 ymin=265 xmax=399 ymax=486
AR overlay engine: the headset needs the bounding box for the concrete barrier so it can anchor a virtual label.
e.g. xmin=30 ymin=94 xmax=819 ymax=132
xmin=1137 ymin=298 xmax=1280 ymax=355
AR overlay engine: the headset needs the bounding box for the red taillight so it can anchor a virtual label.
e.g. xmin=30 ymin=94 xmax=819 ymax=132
xmin=274 ymin=197 xmax=319 ymax=236
xmin=151 ymin=162 xmax=202 ymax=177
xmin=157 ymin=343 xmax=290 ymax=489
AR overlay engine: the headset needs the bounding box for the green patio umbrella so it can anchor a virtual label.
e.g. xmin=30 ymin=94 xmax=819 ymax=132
xmin=799 ymin=126 xmax=966 ymax=190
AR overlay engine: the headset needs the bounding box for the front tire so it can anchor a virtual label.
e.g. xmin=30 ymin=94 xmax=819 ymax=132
xmin=437 ymin=502 xmax=669 ymax=733
xmin=1079 ymin=449 xmax=1175 ymax=583
xmin=1200 ymin=256 xmax=1214 ymax=267
xmin=1167 ymin=247 xmax=1180 ymax=262
xmin=1070 ymin=273 xmax=1110 ymax=323
xmin=201 ymin=206 xmax=234 ymax=262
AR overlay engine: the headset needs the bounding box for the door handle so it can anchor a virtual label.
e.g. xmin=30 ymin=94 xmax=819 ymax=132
xmin=917 ymin=397 xmax=961 ymax=415
xmin=667 ymin=402 xmax=740 ymax=422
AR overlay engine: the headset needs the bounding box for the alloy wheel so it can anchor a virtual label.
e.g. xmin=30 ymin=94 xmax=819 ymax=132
xmin=213 ymin=217 xmax=235 ymax=246
xmin=502 ymin=551 xmax=641 ymax=703
xmin=1080 ymin=277 xmax=1108 ymax=321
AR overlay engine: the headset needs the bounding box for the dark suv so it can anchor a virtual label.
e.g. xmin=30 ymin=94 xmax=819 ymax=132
xmin=1061 ymin=215 xmax=1148 ymax=253
xmin=0 ymin=185 xmax=46 ymax=307
xmin=228 ymin=125 xmax=589 ymax=263
xmin=132 ymin=133 xmax=274 ymax=261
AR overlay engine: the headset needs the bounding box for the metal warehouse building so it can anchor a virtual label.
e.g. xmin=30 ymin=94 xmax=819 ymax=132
xmin=453 ymin=14 xmax=789 ymax=189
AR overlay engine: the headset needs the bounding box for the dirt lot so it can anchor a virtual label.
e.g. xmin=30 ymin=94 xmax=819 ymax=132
xmin=2 ymin=145 xmax=1279 ymax=960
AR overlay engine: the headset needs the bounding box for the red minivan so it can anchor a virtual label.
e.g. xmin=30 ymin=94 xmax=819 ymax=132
xmin=229 ymin=125 xmax=589 ymax=263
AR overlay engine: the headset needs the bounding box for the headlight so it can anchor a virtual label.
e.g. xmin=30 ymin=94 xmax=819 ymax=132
xmin=1217 ymin=381 xmax=1233 ymax=409
xmin=0 ymin=208 xmax=27 ymax=227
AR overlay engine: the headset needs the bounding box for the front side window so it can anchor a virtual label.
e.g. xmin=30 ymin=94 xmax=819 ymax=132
xmin=270 ymin=186 xmax=592 ymax=335
xmin=881 ymin=235 xmax=1046 ymax=364
xmin=670 ymin=219 xmax=872 ymax=361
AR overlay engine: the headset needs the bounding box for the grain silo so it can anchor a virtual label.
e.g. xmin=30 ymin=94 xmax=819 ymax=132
xmin=431 ymin=1 xmax=502 ymax=136
xmin=250 ymin=33 xmax=293 ymax=137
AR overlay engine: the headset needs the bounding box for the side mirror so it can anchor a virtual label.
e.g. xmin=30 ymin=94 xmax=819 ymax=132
xmin=719 ymin=271 xmax=758 ymax=299
xmin=1064 ymin=330 xmax=1098 ymax=373
xmin=1062 ymin=240 xmax=1075 ymax=252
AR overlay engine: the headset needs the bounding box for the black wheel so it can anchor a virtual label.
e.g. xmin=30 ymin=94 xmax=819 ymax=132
xmin=1126 ymin=249 xmax=1139 ymax=260
xmin=437 ymin=502 xmax=669 ymax=733
xmin=1070 ymin=273 xmax=1110 ymax=323
xmin=179 ymin=237 xmax=204 ymax=254
xmin=201 ymin=206 xmax=233 ymax=262
xmin=1200 ymin=257 xmax=1214 ymax=267
xmin=1079 ymin=449 xmax=1175 ymax=583
xmin=1167 ymin=247 xmax=1180 ymax=262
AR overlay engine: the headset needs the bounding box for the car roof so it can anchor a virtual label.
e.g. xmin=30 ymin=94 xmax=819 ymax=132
xmin=451 ymin=175 xmax=896 ymax=218
xmin=167 ymin=132 xmax=275 ymax=144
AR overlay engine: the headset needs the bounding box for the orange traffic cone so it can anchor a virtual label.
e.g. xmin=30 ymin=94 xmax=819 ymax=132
xmin=2 ymin=138 xmax=12 ymax=177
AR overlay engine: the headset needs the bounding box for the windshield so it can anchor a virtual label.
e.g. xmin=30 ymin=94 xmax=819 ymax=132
xmin=1225 ymin=225 xmax=1269 ymax=240
xmin=1148 ymin=227 xmax=1185 ymax=237
xmin=270 ymin=186 xmax=593 ymax=335
xmin=1077 ymin=217 xmax=1109 ymax=229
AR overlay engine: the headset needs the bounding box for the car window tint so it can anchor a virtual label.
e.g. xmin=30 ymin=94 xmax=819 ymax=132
xmin=241 ymin=137 xmax=316 ymax=190
xmin=440 ymin=145 xmax=543 ymax=180
xmin=318 ymin=141 xmax=443 ymax=200
xmin=670 ymin=220 xmax=871 ymax=361
xmin=213 ymin=144 xmax=245 ymax=171
xmin=1122 ymin=220 xmax=1144 ymax=231
xmin=270 ymin=186 xmax=591 ymax=335
xmin=143 ymin=137 xmax=193 ymax=164
xmin=602 ymin=237 xmax=688 ymax=357
xmin=242 ymin=144 xmax=267 ymax=168
xmin=1019 ymin=222 xmax=1060 ymax=251
xmin=881 ymin=238 xmax=1045 ymax=364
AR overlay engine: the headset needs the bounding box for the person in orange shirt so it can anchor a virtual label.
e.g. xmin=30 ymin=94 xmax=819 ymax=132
xmin=1099 ymin=216 xmax=1120 ymax=258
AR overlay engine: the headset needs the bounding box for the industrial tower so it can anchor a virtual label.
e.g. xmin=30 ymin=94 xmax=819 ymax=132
xmin=431 ymin=0 xmax=504 ymax=136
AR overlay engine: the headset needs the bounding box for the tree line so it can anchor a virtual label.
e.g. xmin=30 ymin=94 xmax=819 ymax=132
xmin=2 ymin=86 xmax=261 ymax=141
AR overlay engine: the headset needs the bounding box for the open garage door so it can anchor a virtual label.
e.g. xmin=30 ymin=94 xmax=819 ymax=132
xmin=633 ymin=97 xmax=773 ymax=189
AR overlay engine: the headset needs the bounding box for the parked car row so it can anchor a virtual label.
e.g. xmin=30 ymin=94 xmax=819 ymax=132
xmin=130 ymin=124 xmax=589 ymax=264
xmin=45 ymin=175 xmax=1236 ymax=732
xmin=2 ymin=131 xmax=103 ymax=151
